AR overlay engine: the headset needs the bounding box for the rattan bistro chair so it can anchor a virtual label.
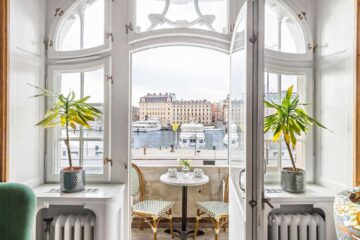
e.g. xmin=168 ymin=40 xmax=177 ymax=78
xmin=131 ymin=163 xmax=175 ymax=240
xmin=194 ymin=176 xmax=229 ymax=240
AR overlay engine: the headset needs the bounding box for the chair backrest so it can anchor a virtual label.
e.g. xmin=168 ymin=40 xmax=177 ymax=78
xmin=223 ymin=175 xmax=229 ymax=203
xmin=131 ymin=163 xmax=144 ymax=201
xmin=0 ymin=183 xmax=36 ymax=240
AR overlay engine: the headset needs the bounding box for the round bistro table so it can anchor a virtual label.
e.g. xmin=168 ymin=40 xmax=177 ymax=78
xmin=160 ymin=172 xmax=209 ymax=239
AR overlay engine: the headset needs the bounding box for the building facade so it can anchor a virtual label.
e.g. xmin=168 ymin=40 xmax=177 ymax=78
xmin=138 ymin=93 xmax=212 ymax=126
xmin=173 ymin=100 xmax=212 ymax=125
xmin=139 ymin=93 xmax=175 ymax=126
xmin=223 ymin=95 xmax=244 ymax=127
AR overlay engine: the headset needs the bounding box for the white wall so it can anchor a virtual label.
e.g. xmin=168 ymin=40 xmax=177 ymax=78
xmin=315 ymin=0 xmax=355 ymax=190
xmin=9 ymin=0 xmax=46 ymax=187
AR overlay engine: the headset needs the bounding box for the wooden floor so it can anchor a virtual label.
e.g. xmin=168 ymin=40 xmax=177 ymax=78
xmin=132 ymin=228 xmax=229 ymax=240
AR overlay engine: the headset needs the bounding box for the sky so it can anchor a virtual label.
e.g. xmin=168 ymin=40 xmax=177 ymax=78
xmin=131 ymin=46 xmax=230 ymax=107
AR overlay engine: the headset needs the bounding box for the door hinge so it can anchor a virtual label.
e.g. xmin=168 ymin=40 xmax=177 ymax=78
xmin=125 ymin=23 xmax=134 ymax=34
xmin=44 ymin=39 xmax=53 ymax=49
xmin=298 ymin=11 xmax=307 ymax=20
xmin=249 ymin=200 xmax=257 ymax=208
xmin=249 ymin=34 xmax=257 ymax=44
xmin=263 ymin=197 xmax=274 ymax=209
xmin=105 ymin=32 xmax=114 ymax=42
xmin=104 ymin=157 xmax=113 ymax=166
xmin=308 ymin=42 xmax=317 ymax=53
xmin=230 ymin=23 xmax=235 ymax=33
xmin=55 ymin=8 xmax=64 ymax=17
xmin=106 ymin=75 xmax=113 ymax=84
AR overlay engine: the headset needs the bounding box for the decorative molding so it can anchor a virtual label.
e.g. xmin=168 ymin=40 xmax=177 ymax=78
xmin=354 ymin=0 xmax=360 ymax=186
xmin=147 ymin=0 xmax=216 ymax=32
xmin=0 ymin=0 xmax=8 ymax=182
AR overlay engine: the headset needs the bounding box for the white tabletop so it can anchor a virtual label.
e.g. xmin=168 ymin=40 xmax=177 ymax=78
xmin=160 ymin=172 xmax=209 ymax=187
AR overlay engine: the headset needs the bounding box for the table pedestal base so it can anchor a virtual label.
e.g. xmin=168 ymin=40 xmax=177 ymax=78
xmin=165 ymin=228 xmax=205 ymax=239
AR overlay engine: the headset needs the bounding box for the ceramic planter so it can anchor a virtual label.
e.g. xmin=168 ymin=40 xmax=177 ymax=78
xmin=60 ymin=167 xmax=85 ymax=193
xmin=281 ymin=167 xmax=305 ymax=193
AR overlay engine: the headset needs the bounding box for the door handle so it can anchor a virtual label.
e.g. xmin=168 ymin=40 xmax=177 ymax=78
xmin=239 ymin=169 xmax=246 ymax=192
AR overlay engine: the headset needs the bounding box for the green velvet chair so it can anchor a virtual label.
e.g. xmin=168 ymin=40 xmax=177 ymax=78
xmin=0 ymin=183 xmax=37 ymax=240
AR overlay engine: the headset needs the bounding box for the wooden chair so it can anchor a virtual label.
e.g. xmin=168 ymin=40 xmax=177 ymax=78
xmin=194 ymin=176 xmax=229 ymax=240
xmin=131 ymin=163 xmax=175 ymax=240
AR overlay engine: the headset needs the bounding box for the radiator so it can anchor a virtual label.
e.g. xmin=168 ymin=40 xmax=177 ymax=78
xmin=269 ymin=213 xmax=325 ymax=240
xmin=52 ymin=214 xmax=96 ymax=240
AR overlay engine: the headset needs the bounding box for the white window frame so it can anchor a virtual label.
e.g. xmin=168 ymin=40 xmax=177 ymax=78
xmin=264 ymin=0 xmax=314 ymax=62
xmin=47 ymin=0 xmax=112 ymax=59
xmin=46 ymin=58 xmax=112 ymax=182
xmin=263 ymin=64 xmax=314 ymax=183
xmin=261 ymin=0 xmax=315 ymax=183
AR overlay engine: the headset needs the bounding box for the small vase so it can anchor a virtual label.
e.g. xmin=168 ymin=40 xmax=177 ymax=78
xmin=182 ymin=166 xmax=190 ymax=178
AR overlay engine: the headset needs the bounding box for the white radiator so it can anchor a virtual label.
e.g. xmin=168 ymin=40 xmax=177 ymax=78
xmin=269 ymin=213 xmax=325 ymax=240
xmin=52 ymin=214 xmax=96 ymax=240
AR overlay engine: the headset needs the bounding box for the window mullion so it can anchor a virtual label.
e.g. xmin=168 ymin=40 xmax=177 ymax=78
xmin=79 ymin=71 xmax=85 ymax=167
xmin=80 ymin=7 xmax=85 ymax=50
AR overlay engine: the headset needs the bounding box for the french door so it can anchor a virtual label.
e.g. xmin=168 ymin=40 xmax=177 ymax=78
xmin=228 ymin=1 xmax=264 ymax=239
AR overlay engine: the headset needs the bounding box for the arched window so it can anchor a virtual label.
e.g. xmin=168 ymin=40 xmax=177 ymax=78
xmin=263 ymin=0 xmax=314 ymax=180
xmin=48 ymin=0 xmax=111 ymax=58
xmin=46 ymin=0 xmax=112 ymax=181
xmin=265 ymin=0 xmax=308 ymax=54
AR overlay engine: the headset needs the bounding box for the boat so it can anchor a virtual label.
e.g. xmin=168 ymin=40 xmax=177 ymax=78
xmin=179 ymin=123 xmax=206 ymax=148
xmin=132 ymin=118 xmax=162 ymax=132
xmin=223 ymin=124 xmax=239 ymax=147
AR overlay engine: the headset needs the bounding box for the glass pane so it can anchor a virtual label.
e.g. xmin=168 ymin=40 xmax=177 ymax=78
xmin=57 ymin=0 xmax=105 ymax=51
xmin=61 ymin=126 xmax=81 ymax=138
xmin=229 ymin=4 xmax=246 ymax=201
xmin=60 ymin=72 xmax=81 ymax=98
xmin=264 ymin=72 xmax=279 ymax=104
xmin=281 ymin=74 xmax=306 ymax=102
xmin=265 ymin=0 xmax=306 ymax=53
xmin=131 ymin=46 xmax=229 ymax=162
xmin=84 ymin=0 xmax=105 ymax=49
xmin=59 ymin=141 xmax=80 ymax=170
xmin=58 ymin=13 xmax=81 ymax=51
xmin=135 ymin=0 xmax=228 ymax=33
xmin=265 ymin=1 xmax=279 ymax=51
xmin=83 ymin=141 xmax=104 ymax=174
xmin=264 ymin=141 xmax=280 ymax=166
xmin=84 ymin=68 xmax=104 ymax=104
xmin=83 ymin=106 xmax=104 ymax=139
xmin=281 ymin=141 xmax=305 ymax=169
xmin=281 ymin=16 xmax=306 ymax=53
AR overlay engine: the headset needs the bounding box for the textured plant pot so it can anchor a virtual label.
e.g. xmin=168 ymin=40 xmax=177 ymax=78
xmin=60 ymin=167 xmax=85 ymax=193
xmin=281 ymin=168 xmax=306 ymax=193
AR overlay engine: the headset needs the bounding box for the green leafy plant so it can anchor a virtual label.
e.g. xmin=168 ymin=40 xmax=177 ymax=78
xmin=177 ymin=159 xmax=192 ymax=169
xmin=264 ymin=86 xmax=327 ymax=172
xmin=31 ymin=85 xmax=102 ymax=169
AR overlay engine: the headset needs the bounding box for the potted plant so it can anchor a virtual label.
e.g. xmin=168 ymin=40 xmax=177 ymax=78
xmin=177 ymin=159 xmax=192 ymax=175
xmin=32 ymin=85 xmax=102 ymax=193
xmin=264 ymin=86 xmax=327 ymax=193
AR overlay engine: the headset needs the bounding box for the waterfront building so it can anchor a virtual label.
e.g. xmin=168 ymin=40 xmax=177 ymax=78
xmin=223 ymin=95 xmax=245 ymax=127
xmin=138 ymin=93 xmax=212 ymax=126
xmin=173 ymin=100 xmax=212 ymax=125
xmin=211 ymin=102 xmax=224 ymax=124
xmin=139 ymin=93 xmax=175 ymax=127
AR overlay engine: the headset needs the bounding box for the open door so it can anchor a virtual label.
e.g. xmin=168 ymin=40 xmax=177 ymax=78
xmin=228 ymin=1 xmax=264 ymax=239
